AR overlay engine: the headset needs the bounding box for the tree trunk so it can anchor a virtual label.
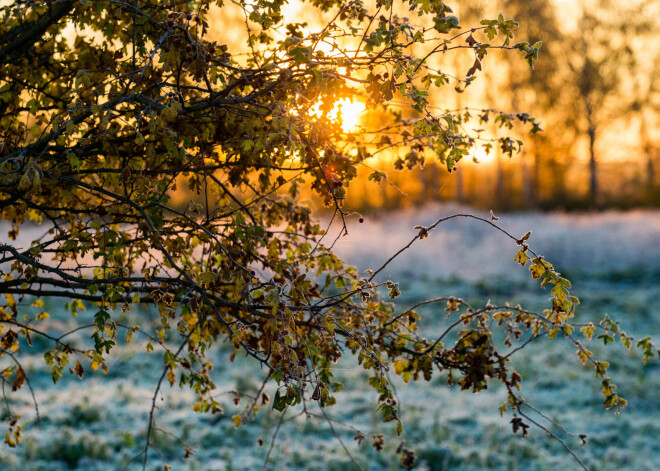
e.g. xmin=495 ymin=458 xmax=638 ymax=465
xmin=640 ymin=116 xmax=654 ymax=194
xmin=647 ymin=156 xmax=655 ymax=193
xmin=496 ymin=153 xmax=506 ymax=209
xmin=588 ymin=127 xmax=597 ymax=201
xmin=521 ymin=149 xmax=534 ymax=207
xmin=455 ymin=166 xmax=464 ymax=202
xmin=532 ymin=145 xmax=540 ymax=204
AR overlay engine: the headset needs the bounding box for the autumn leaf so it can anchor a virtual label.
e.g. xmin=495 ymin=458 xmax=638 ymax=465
xmin=11 ymin=368 xmax=25 ymax=392
xmin=74 ymin=361 xmax=84 ymax=380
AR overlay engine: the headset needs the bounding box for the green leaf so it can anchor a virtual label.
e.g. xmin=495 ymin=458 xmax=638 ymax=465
xmin=94 ymin=309 xmax=110 ymax=330
xmin=288 ymin=47 xmax=311 ymax=65
xmin=272 ymin=389 xmax=287 ymax=412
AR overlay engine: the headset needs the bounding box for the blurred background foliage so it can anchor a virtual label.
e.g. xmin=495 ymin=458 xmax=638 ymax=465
xmin=339 ymin=0 xmax=660 ymax=212
xmin=197 ymin=0 xmax=660 ymax=213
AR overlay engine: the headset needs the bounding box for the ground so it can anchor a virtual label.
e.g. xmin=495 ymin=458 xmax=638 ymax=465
xmin=1 ymin=205 xmax=659 ymax=470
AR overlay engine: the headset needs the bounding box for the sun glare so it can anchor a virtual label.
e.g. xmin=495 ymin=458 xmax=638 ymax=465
xmin=295 ymin=98 xmax=366 ymax=133
xmin=330 ymin=98 xmax=366 ymax=133
xmin=470 ymin=146 xmax=496 ymax=164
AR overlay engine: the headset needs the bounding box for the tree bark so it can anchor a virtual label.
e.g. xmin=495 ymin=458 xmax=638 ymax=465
xmin=0 ymin=1 xmax=76 ymax=63
xmin=455 ymin=167 xmax=464 ymax=202
xmin=588 ymin=127 xmax=597 ymax=201
xmin=640 ymin=116 xmax=654 ymax=194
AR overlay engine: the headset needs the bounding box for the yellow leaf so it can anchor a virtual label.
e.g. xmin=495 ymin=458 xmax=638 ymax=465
xmin=393 ymin=359 xmax=408 ymax=375
xmin=18 ymin=173 xmax=31 ymax=191
xmin=232 ymin=414 xmax=242 ymax=427
xmin=167 ymin=368 xmax=175 ymax=386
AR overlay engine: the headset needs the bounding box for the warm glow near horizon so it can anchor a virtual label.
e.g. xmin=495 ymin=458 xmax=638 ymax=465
xmin=470 ymin=146 xmax=496 ymax=164
xmin=300 ymin=97 xmax=366 ymax=133
xmin=332 ymin=98 xmax=366 ymax=133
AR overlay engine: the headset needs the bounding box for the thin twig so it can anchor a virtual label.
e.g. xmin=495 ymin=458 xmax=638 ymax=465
xmin=261 ymin=407 xmax=287 ymax=471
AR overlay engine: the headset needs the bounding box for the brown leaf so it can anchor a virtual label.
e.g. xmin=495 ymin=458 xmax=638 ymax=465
xmin=188 ymin=59 xmax=209 ymax=81
xmin=1 ymin=330 xmax=17 ymax=350
xmin=12 ymin=368 xmax=25 ymax=392
xmin=74 ymin=360 xmax=84 ymax=379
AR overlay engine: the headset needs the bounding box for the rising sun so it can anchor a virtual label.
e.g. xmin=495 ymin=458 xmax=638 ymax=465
xmin=295 ymin=97 xmax=366 ymax=134
xmin=470 ymin=146 xmax=497 ymax=164
xmin=331 ymin=98 xmax=366 ymax=133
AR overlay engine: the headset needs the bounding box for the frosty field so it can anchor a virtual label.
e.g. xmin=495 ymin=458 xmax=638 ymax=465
xmin=1 ymin=205 xmax=659 ymax=470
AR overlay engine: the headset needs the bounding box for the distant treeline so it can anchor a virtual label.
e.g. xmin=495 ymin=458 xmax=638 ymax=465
xmin=343 ymin=154 xmax=660 ymax=213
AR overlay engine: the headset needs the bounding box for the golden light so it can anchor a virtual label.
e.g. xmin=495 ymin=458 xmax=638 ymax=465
xmin=329 ymin=98 xmax=366 ymax=133
xmin=294 ymin=97 xmax=366 ymax=133
xmin=470 ymin=146 xmax=496 ymax=164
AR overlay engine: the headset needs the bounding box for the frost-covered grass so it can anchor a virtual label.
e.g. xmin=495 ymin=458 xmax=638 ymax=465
xmin=331 ymin=203 xmax=660 ymax=282
xmin=2 ymin=206 xmax=660 ymax=470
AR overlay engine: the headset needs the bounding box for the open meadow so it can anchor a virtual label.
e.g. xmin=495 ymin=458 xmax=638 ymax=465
xmin=2 ymin=205 xmax=659 ymax=470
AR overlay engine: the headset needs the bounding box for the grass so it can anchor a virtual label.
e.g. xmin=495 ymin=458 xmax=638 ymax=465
xmin=1 ymin=206 xmax=660 ymax=470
